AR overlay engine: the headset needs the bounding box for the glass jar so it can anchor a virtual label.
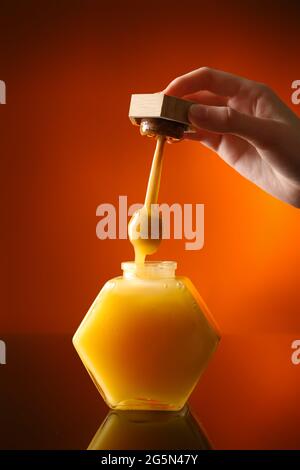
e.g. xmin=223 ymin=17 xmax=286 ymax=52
xmin=73 ymin=261 xmax=220 ymax=411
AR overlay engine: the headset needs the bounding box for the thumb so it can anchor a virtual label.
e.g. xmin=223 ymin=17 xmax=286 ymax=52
xmin=189 ymin=104 xmax=280 ymax=149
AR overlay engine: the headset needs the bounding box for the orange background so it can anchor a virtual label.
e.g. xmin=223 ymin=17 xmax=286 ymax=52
xmin=0 ymin=0 xmax=300 ymax=449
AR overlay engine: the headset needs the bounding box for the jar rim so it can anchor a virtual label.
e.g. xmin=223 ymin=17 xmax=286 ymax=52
xmin=121 ymin=261 xmax=177 ymax=279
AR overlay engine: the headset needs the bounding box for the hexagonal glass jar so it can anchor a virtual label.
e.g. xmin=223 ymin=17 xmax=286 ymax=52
xmin=73 ymin=261 xmax=220 ymax=411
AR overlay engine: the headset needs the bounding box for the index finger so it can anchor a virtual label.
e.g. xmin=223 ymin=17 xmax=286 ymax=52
xmin=163 ymin=67 xmax=252 ymax=98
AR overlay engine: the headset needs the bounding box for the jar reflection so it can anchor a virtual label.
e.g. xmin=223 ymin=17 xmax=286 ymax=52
xmin=88 ymin=406 xmax=212 ymax=450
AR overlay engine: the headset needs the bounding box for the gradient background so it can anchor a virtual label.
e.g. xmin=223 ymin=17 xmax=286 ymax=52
xmin=0 ymin=0 xmax=300 ymax=449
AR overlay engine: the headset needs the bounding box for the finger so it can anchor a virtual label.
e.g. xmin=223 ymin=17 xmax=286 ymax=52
xmin=188 ymin=103 xmax=282 ymax=149
xmin=184 ymin=129 xmax=222 ymax=150
xmin=183 ymin=90 xmax=228 ymax=107
xmin=184 ymin=129 xmax=254 ymax=168
xmin=164 ymin=67 xmax=252 ymax=98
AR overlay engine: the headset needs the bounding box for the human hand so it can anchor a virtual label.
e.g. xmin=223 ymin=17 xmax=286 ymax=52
xmin=163 ymin=67 xmax=300 ymax=208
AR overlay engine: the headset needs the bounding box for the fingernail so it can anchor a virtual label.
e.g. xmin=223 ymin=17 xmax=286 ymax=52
xmin=189 ymin=104 xmax=208 ymax=122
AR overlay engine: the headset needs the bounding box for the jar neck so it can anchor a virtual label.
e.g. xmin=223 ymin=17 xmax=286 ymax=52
xmin=121 ymin=261 xmax=177 ymax=280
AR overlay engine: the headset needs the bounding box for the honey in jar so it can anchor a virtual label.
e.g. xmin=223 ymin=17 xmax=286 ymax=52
xmin=73 ymin=261 xmax=220 ymax=410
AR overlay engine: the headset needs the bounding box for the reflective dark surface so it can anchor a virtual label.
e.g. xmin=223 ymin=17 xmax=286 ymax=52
xmin=88 ymin=408 xmax=212 ymax=450
xmin=0 ymin=335 xmax=211 ymax=450
xmin=1 ymin=334 xmax=299 ymax=449
xmin=0 ymin=336 xmax=211 ymax=449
